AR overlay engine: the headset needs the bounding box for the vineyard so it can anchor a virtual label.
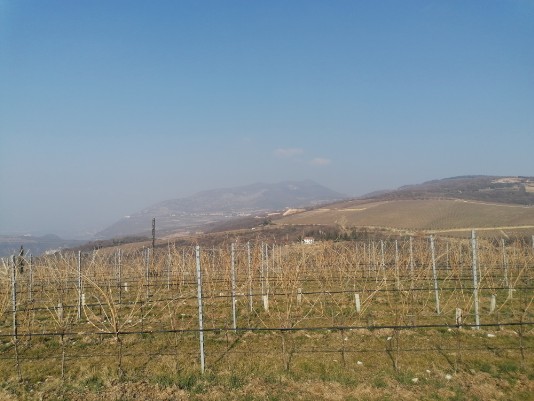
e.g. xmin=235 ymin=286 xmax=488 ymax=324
xmin=0 ymin=233 xmax=533 ymax=400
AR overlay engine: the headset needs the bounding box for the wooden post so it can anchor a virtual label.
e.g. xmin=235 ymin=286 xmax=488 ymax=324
xmin=297 ymin=288 xmax=302 ymax=305
xmin=490 ymin=294 xmax=496 ymax=314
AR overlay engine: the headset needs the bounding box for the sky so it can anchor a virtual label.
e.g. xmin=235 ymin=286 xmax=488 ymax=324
xmin=1 ymin=0 xmax=533 ymax=238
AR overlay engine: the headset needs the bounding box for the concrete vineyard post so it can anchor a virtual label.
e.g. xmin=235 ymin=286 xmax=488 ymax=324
xmin=490 ymin=294 xmax=496 ymax=314
xmin=355 ymin=293 xmax=361 ymax=313
xmin=456 ymin=308 xmax=463 ymax=328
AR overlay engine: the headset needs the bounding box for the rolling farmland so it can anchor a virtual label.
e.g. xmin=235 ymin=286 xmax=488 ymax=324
xmin=277 ymin=199 xmax=534 ymax=237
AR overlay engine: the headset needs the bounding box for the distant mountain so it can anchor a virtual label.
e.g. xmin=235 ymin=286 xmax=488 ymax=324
xmin=0 ymin=234 xmax=83 ymax=257
xmin=96 ymin=180 xmax=345 ymax=239
xmin=363 ymin=175 xmax=534 ymax=205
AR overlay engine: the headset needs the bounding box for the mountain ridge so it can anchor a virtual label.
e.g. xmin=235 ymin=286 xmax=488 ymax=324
xmin=96 ymin=180 xmax=345 ymax=239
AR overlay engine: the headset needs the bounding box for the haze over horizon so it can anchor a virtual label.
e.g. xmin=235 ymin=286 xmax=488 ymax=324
xmin=1 ymin=1 xmax=533 ymax=238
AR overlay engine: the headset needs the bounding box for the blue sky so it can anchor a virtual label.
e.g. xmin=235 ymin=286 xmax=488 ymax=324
xmin=1 ymin=1 xmax=533 ymax=238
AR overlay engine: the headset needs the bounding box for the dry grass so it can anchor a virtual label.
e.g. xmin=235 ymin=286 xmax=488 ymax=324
xmin=0 ymin=238 xmax=533 ymax=400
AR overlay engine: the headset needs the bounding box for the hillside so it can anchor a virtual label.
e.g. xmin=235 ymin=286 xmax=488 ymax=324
xmin=365 ymin=175 xmax=534 ymax=205
xmin=277 ymin=176 xmax=534 ymax=237
xmin=96 ymin=180 xmax=344 ymax=239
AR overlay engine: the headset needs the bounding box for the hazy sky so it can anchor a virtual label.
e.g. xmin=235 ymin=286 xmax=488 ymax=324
xmin=1 ymin=1 xmax=533 ymax=238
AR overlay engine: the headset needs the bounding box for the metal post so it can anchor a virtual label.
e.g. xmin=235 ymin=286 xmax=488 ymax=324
xmin=446 ymin=242 xmax=450 ymax=269
xmin=28 ymin=254 xmax=33 ymax=303
xmin=231 ymin=243 xmax=237 ymax=332
xmin=394 ymin=240 xmax=400 ymax=290
xmin=430 ymin=236 xmax=441 ymax=315
xmin=118 ymin=249 xmax=122 ymax=303
xmin=77 ymin=251 xmax=82 ymax=319
xmin=167 ymin=244 xmax=171 ymax=290
xmin=11 ymin=255 xmax=18 ymax=340
xmin=264 ymin=243 xmax=269 ymax=311
xmin=247 ymin=242 xmax=252 ymax=312
xmin=502 ymin=239 xmax=509 ymax=288
xmin=152 ymin=217 xmax=156 ymax=250
xmin=380 ymin=240 xmax=385 ymax=268
xmin=471 ymin=230 xmax=480 ymax=329
xmin=409 ymin=236 xmax=414 ymax=272
xmin=195 ymin=246 xmax=205 ymax=374
xmin=145 ymin=248 xmax=150 ymax=299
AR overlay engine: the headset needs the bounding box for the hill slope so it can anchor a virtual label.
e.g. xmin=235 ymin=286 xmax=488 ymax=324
xmin=97 ymin=180 xmax=344 ymax=239
xmin=277 ymin=176 xmax=534 ymax=236
xmin=365 ymin=175 xmax=534 ymax=205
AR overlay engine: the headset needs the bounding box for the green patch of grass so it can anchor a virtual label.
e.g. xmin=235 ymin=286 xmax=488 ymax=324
xmin=82 ymin=374 xmax=104 ymax=392
xmin=497 ymin=361 xmax=519 ymax=374
xmin=472 ymin=360 xmax=494 ymax=374
xmin=152 ymin=373 xmax=176 ymax=388
xmin=176 ymin=373 xmax=198 ymax=391
xmin=372 ymin=375 xmax=387 ymax=389
xmin=395 ymin=370 xmax=417 ymax=385
xmin=227 ymin=373 xmax=245 ymax=389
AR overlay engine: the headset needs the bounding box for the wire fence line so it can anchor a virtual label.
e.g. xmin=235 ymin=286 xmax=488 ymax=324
xmin=0 ymin=233 xmax=533 ymax=380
